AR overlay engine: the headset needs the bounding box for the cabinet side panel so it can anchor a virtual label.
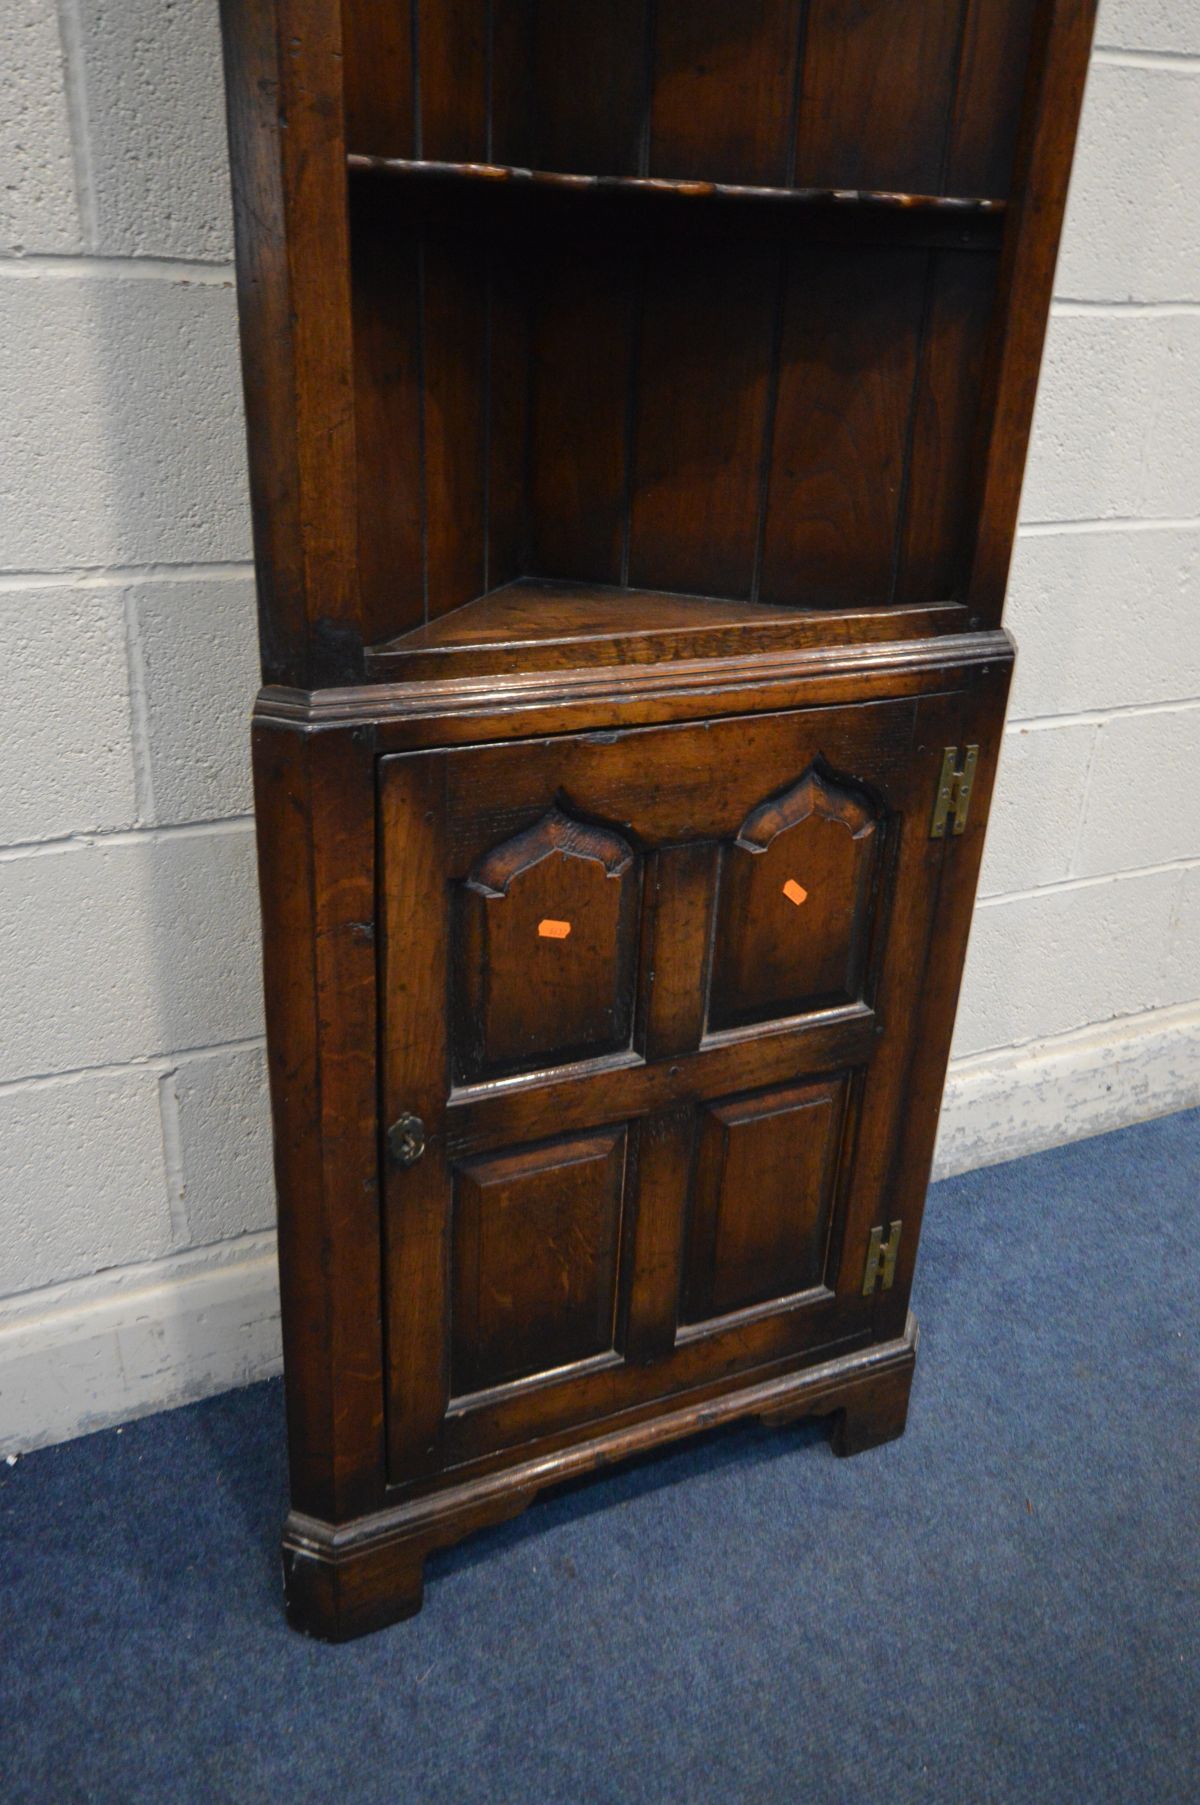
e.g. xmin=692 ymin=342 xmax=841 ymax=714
xmin=219 ymin=0 xmax=361 ymax=687
xmin=219 ymin=0 xmax=305 ymax=685
xmin=875 ymin=661 xmax=1012 ymax=1340
xmin=253 ymin=723 xmax=384 ymax=1521
xmin=965 ymin=0 xmax=1098 ymax=622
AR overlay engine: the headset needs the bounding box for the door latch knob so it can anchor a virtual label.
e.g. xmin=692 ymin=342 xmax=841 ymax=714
xmin=387 ymin=1113 xmax=426 ymax=1168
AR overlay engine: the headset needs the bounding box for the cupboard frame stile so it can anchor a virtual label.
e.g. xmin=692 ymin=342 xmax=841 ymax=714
xmin=220 ymin=0 xmax=1098 ymax=1639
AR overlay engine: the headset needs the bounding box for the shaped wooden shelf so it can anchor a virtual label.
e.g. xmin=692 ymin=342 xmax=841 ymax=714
xmin=347 ymin=155 xmax=1007 ymax=248
xmin=364 ymin=580 xmax=966 ymax=682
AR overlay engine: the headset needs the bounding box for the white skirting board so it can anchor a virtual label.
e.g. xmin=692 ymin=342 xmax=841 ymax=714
xmin=0 ymin=1233 xmax=282 ymax=1458
xmin=932 ymin=1000 xmax=1200 ymax=1180
xmin=2 ymin=1001 xmax=1198 ymax=1457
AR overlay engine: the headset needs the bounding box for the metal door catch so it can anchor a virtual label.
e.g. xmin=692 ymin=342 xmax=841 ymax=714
xmin=388 ymin=1113 xmax=426 ymax=1168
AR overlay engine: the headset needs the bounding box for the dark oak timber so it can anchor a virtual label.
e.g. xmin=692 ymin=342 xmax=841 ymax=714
xmin=220 ymin=0 xmax=1097 ymax=1639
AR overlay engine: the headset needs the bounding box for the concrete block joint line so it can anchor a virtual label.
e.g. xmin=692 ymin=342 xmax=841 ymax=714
xmin=0 ymin=0 xmax=1198 ymax=1446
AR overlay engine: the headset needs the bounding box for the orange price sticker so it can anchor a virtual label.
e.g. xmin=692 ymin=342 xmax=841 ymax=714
xmin=538 ymin=918 xmax=572 ymax=940
xmin=782 ymin=880 xmax=808 ymax=907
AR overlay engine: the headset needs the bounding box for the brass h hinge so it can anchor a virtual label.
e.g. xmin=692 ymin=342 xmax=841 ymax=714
xmin=862 ymin=1220 xmax=902 ymax=1296
xmin=931 ymin=745 xmax=979 ymax=838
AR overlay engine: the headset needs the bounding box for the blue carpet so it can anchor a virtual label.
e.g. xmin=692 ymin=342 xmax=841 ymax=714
xmin=2 ymin=1109 xmax=1198 ymax=1804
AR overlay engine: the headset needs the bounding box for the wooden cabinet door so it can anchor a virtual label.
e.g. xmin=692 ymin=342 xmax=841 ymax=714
xmin=380 ymin=693 xmax=978 ymax=1485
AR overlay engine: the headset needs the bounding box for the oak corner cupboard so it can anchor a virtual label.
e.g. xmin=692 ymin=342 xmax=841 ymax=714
xmin=218 ymin=0 xmax=1097 ymax=1639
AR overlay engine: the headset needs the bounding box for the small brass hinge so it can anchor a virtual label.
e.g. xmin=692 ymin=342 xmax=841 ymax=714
xmin=931 ymin=744 xmax=979 ymax=839
xmin=862 ymin=1220 xmax=902 ymax=1296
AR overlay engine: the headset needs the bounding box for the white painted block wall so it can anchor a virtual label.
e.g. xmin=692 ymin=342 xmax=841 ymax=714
xmin=1 ymin=0 xmax=1198 ymax=1453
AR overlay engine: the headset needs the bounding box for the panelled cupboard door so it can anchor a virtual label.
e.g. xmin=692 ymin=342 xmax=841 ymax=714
xmin=380 ymin=696 xmax=967 ymax=1487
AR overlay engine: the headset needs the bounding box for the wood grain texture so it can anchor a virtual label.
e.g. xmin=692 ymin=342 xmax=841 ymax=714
xmin=447 ymin=1014 xmax=877 ymax=1164
xmin=872 ymin=666 xmax=1011 ymax=1344
xmin=682 ymin=1079 xmax=846 ymax=1321
xmin=629 ymin=239 xmax=778 ymax=599
xmin=526 ymin=242 xmax=634 ymax=585
xmin=650 ymin=0 xmax=803 ymax=185
xmin=494 ymin=0 xmax=649 ymax=175
xmin=218 ymin=0 xmax=361 ymax=686
xmin=486 ymin=249 xmax=532 ymax=590
xmin=380 ymin=751 xmax=452 ymax=1481
xmin=347 ymin=157 xmax=1009 ymax=225
xmin=422 ymin=225 xmax=488 ymax=619
xmin=343 ymin=0 xmax=416 ymax=157
xmin=965 ymin=0 xmax=1099 ymax=622
xmin=282 ymin=1317 xmax=917 ymax=1638
xmin=373 ymin=688 xmax=985 ymax=1486
xmin=794 ymin=0 xmax=966 ymax=194
xmin=224 ymin=0 xmax=1075 ymax=686
xmin=434 ymin=699 xmax=916 ymax=872
xmin=640 ymin=842 xmax=718 ymax=1060
xmin=707 ymin=766 xmax=880 ymax=1031
xmin=946 ymin=0 xmax=1041 ymax=197
xmin=760 ymin=248 xmax=926 ymax=608
xmin=455 ymin=808 xmax=640 ymax=1080
xmin=349 ymin=181 xmax=425 ymax=640
xmin=896 ymin=251 xmax=999 ymax=606
xmin=252 ymin=721 xmax=383 ymax=1522
xmin=277 ymin=629 xmax=1005 ymax=753
xmin=365 ymin=582 xmax=966 ymax=680
xmin=828 ymin=1355 xmax=913 ymax=1455
xmin=624 ymin=1105 xmax=695 ymax=1363
xmin=416 ymin=0 xmax=488 ymax=160
xmin=451 ymin=1129 xmax=628 ymax=1393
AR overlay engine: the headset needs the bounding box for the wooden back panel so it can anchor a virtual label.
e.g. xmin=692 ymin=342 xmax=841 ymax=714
xmin=345 ymin=1 xmax=1037 ymax=195
xmin=350 ymin=180 xmax=1001 ymax=628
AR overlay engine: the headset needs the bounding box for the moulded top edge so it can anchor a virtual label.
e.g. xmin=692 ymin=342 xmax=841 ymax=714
xmin=254 ymin=629 xmax=1015 ymax=731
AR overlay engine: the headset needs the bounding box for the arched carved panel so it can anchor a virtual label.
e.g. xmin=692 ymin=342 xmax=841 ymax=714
xmin=455 ymin=807 xmax=640 ymax=1081
xmin=708 ymin=765 xmax=881 ymax=1032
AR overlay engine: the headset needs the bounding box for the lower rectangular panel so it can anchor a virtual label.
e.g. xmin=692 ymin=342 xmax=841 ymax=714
xmin=442 ymin=1286 xmax=870 ymax=1470
xmin=451 ymin=1127 xmax=629 ymax=1397
xmin=681 ymin=1076 xmax=848 ymax=1324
